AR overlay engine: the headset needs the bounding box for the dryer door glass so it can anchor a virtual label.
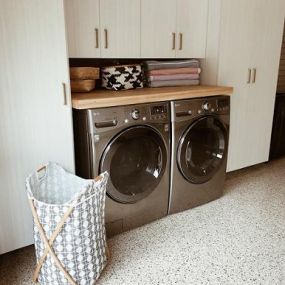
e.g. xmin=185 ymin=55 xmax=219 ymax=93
xmin=177 ymin=116 xmax=228 ymax=184
xmin=100 ymin=126 xmax=167 ymax=203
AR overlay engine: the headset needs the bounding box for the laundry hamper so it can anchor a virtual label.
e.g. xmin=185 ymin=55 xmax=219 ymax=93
xmin=26 ymin=162 xmax=109 ymax=285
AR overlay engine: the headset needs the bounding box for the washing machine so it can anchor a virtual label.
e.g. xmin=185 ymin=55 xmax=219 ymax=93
xmin=73 ymin=102 xmax=170 ymax=236
xmin=168 ymin=96 xmax=230 ymax=214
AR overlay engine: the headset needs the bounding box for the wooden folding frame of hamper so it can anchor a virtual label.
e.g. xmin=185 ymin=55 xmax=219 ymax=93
xmin=27 ymin=164 xmax=109 ymax=285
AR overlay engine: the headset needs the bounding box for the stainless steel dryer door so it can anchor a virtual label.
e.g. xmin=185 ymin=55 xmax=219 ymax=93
xmin=177 ymin=116 xmax=228 ymax=184
xmin=99 ymin=125 xmax=167 ymax=203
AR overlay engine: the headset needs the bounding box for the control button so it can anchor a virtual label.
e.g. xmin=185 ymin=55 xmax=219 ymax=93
xmin=124 ymin=119 xmax=129 ymax=123
xmin=131 ymin=109 xmax=140 ymax=120
xmin=202 ymin=101 xmax=210 ymax=111
xmin=198 ymin=110 xmax=202 ymax=114
xmin=142 ymin=116 xmax=147 ymax=121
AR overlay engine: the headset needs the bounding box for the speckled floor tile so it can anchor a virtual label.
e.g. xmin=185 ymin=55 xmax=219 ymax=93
xmin=1 ymin=158 xmax=285 ymax=285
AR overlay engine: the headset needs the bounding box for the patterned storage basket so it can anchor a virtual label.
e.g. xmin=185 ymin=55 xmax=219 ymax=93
xmin=101 ymin=64 xmax=143 ymax=91
xmin=26 ymin=162 xmax=109 ymax=285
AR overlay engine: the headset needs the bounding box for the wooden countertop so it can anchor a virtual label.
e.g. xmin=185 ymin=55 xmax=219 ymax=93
xmin=72 ymin=85 xmax=233 ymax=109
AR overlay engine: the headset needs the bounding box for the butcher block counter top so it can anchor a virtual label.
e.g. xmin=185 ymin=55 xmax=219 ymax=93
xmin=72 ymin=85 xmax=233 ymax=109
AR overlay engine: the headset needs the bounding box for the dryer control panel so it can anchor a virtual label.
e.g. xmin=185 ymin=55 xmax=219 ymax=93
xmin=174 ymin=96 xmax=230 ymax=120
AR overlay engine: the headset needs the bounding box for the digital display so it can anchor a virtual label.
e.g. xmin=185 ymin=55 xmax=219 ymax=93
xmin=151 ymin=105 xmax=167 ymax=115
xmin=218 ymin=99 xmax=229 ymax=108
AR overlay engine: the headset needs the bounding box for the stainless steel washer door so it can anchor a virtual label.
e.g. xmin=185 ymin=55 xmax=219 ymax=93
xmin=99 ymin=125 xmax=167 ymax=204
xmin=177 ymin=116 xmax=228 ymax=184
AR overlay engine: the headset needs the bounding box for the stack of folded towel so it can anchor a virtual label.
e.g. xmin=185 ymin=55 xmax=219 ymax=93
xmin=143 ymin=59 xmax=201 ymax=88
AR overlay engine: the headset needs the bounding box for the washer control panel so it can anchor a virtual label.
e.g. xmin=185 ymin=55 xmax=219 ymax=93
xmin=91 ymin=102 xmax=169 ymax=132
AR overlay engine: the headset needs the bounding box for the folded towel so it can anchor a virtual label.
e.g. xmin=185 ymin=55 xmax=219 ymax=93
xmin=149 ymin=68 xmax=201 ymax=76
xmin=148 ymin=79 xmax=200 ymax=88
xmin=148 ymin=73 xmax=199 ymax=81
xmin=144 ymin=59 xmax=199 ymax=70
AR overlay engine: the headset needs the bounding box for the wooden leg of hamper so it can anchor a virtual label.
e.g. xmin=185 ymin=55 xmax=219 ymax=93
xmin=106 ymin=246 xmax=111 ymax=260
xmin=28 ymin=199 xmax=77 ymax=285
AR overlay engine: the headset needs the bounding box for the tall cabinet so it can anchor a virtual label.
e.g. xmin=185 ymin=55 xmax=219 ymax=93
xmin=218 ymin=0 xmax=285 ymax=171
xmin=0 ymin=0 xmax=74 ymax=254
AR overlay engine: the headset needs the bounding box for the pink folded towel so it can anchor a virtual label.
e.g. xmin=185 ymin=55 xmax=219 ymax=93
xmin=149 ymin=68 xmax=201 ymax=76
xmin=149 ymin=73 xmax=199 ymax=81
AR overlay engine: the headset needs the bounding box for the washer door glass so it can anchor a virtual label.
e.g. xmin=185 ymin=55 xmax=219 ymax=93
xmin=100 ymin=126 xmax=167 ymax=204
xmin=177 ymin=116 xmax=227 ymax=184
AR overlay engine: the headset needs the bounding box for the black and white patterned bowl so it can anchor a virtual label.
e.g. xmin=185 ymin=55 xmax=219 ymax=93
xmin=101 ymin=64 xmax=144 ymax=91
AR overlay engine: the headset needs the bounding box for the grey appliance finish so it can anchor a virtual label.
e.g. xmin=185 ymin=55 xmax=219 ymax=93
xmin=73 ymin=102 xmax=170 ymax=236
xmin=169 ymin=96 xmax=230 ymax=214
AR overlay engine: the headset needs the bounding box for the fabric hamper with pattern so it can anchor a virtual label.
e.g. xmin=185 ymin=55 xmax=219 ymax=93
xmin=26 ymin=162 xmax=109 ymax=285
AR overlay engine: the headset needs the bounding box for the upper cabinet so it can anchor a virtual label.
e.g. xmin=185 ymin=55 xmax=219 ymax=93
xmin=65 ymin=0 xmax=209 ymax=58
xmin=176 ymin=0 xmax=208 ymax=58
xmin=141 ymin=0 xmax=177 ymax=58
xmin=140 ymin=0 xmax=209 ymax=58
xmin=65 ymin=0 xmax=140 ymax=58
xmin=100 ymin=0 xmax=140 ymax=58
xmin=65 ymin=0 xmax=101 ymax=58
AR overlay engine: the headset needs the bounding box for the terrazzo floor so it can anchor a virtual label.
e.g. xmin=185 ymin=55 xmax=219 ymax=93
xmin=1 ymin=158 xmax=285 ymax=285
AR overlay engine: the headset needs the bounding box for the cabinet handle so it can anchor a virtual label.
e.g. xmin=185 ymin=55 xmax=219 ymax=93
xmin=62 ymin=82 xmax=67 ymax=105
xmin=179 ymin=33 xmax=183 ymax=50
xmin=247 ymin=68 xmax=252 ymax=84
xmin=172 ymin=33 xmax=176 ymax=50
xmin=104 ymin=29 xmax=108 ymax=49
xmin=252 ymin=68 xmax=257 ymax=83
xmin=95 ymin=28 xmax=99 ymax=48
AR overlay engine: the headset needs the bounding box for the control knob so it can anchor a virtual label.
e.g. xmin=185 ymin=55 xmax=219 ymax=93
xmin=131 ymin=109 xmax=140 ymax=120
xmin=202 ymin=102 xmax=210 ymax=111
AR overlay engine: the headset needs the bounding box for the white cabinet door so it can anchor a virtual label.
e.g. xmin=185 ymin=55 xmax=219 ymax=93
xmin=141 ymin=0 xmax=177 ymax=58
xmin=245 ymin=0 xmax=285 ymax=166
xmin=0 ymin=0 xmax=74 ymax=254
xmin=64 ymin=0 xmax=100 ymax=58
xmin=218 ymin=0 xmax=285 ymax=172
xmin=218 ymin=0 xmax=256 ymax=171
xmin=176 ymin=0 xmax=208 ymax=58
xmin=100 ymin=0 xmax=140 ymax=58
